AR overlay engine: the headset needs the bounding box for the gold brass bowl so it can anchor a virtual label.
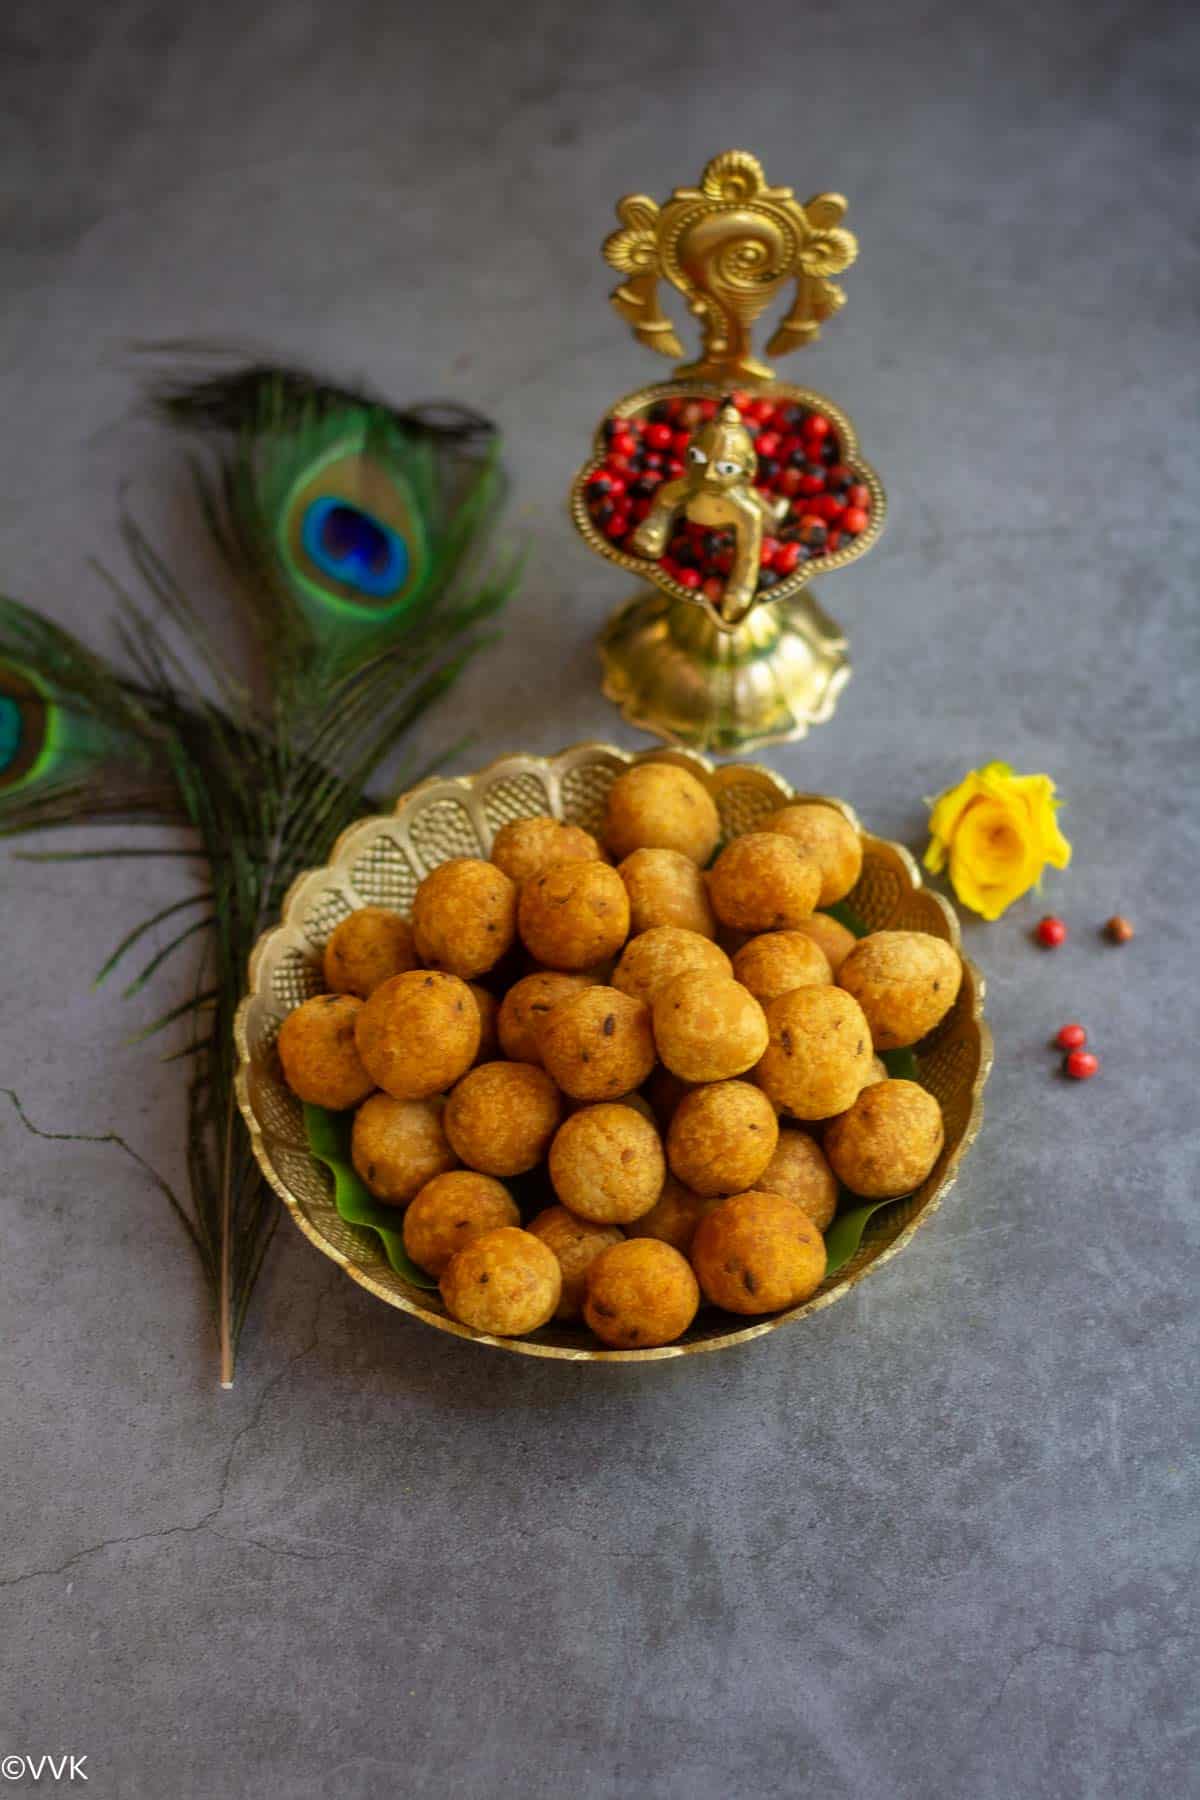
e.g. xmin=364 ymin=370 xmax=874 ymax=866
xmin=234 ymin=744 xmax=993 ymax=1363
xmin=569 ymin=378 xmax=887 ymax=614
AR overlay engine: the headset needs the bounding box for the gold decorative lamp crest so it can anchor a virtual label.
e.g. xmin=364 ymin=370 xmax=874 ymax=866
xmin=570 ymin=149 xmax=886 ymax=753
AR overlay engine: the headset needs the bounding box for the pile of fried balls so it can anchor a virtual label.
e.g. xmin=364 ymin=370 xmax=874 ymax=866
xmin=275 ymin=762 xmax=963 ymax=1349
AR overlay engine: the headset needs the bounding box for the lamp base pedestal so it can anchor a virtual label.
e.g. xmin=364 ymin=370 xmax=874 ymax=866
xmin=598 ymin=586 xmax=850 ymax=754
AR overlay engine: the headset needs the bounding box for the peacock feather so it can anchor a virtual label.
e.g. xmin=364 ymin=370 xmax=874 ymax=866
xmin=2 ymin=363 xmax=518 ymax=1383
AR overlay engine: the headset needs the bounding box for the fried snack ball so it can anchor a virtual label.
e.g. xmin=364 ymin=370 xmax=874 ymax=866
xmin=666 ymin=1080 xmax=779 ymax=1197
xmin=439 ymin=1226 xmax=561 ymax=1336
xmin=837 ymin=930 xmax=964 ymax=1050
xmin=732 ymin=930 xmax=833 ymax=1005
xmin=411 ymin=858 xmax=516 ymax=980
xmin=652 ymin=970 xmax=768 ymax=1084
xmin=756 ymin=985 xmax=873 ymax=1121
xmin=602 ymin=761 xmax=721 ymax=866
xmin=618 ymin=847 xmax=717 ymax=939
xmin=351 ymin=1094 xmax=458 ymax=1205
xmin=517 ymin=860 xmax=631 ymax=972
xmin=707 ymin=833 xmax=821 ymax=934
xmin=548 ymin=1102 xmax=665 ymax=1224
xmin=277 ymin=994 xmax=375 ymax=1110
xmin=539 ymin=986 xmax=656 ymax=1102
xmin=468 ymin=984 xmax=499 ymax=1062
xmin=624 ymin=1174 xmax=714 ymax=1255
xmin=355 ymin=970 xmax=480 ymax=1100
xmin=583 ymin=1238 xmax=700 ymax=1349
xmin=790 ymin=912 xmax=859 ymax=976
xmin=526 ymin=1205 xmax=624 ymax=1319
xmin=756 ymin=1128 xmax=839 ymax=1232
xmin=490 ymin=815 xmax=605 ymax=886
xmin=612 ymin=925 xmax=731 ymax=1008
xmin=825 ymin=1078 xmax=945 ymax=1199
xmin=498 ymin=971 xmax=595 ymax=1066
xmin=322 ymin=907 xmax=417 ymax=998
xmin=763 ymin=803 xmax=863 ymax=906
xmin=402 ymin=1169 xmax=519 ymax=1275
xmin=692 ymin=1191 xmax=827 ymax=1315
xmin=444 ymin=1061 xmax=562 ymax=1176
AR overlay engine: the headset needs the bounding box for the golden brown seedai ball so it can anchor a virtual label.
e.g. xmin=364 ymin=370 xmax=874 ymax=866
xmin=439 ymin=1227 xmax=562 ymax=1336
xmin=277 ymin=994 xmax=375 ymax=1110
xmin=692 ymin=1191 xmax=828 ymax=1315
xmin=467 ymin=984 xmax=500 ymax=1062
xmin=402 ymin=1170 xmax=519 ymax=1275
xmin=731 ymin=930 xmax=833 ymax=1006
xmin=756 ymin=1129 xmax=839 ymax=1232
xmin=322 ymin=907 xmax=418 ymax=999
xmin=582 ymin=1238 xmax=700 ymax=1349
xmin=652 ymin=970 xmax=769 ymax=1083
xmin=611 ymin=926 xmax=731 ymax=1008
xmin=763 ymin=803 xmax=863 ymax=906
xmin=538 ymin=986 xmax=656 ymax=1102
xmin=666 ymin=1080 xmax=779 ymax=1197
xmin=517 ymin=860 xmax=631 ymax=971
xmin=824 ymin=1079 xmax=945 ymax=1198
xmin=602 ymin=761 xmax=721 ymax=866
xmin=351 ymin=1094 xmax=458 ymax=1205
xmin=837 ymin=930 xmax=964 ymax=1050
xmin=756 ymin=986 xmax=874 ymax=1121
xmin=789 ymin=912 xmax=859 ymax=976
xmin=707 ymin=833 xmax=821 ymax=934
xmin=526 ymin=1205 xmax=625 ymax=1320
xmin=355 ymin=970 xmax=480 ymax=1100
xmin=497 ymin=971 xmax=595 ymax=1066
xmin=444 ymin=1061 xmax=562 ymax=1177
xmin=624 ymin=1174 xmax=714 ymax=1255
xmin=411 ymin=858 xmax=516 ymax=980
xmin=548 ymin=1102 xmax=665 ymax=1224
xmin=489 ymin=815 xmax=606 ymax=886
xmin=618 ymin=847 xmax=718 ymax=939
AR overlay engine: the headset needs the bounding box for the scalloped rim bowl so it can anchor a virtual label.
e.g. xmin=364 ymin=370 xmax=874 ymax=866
xmin=234 ymin=744 xmax=992 ymax=1362
xmin=569 ymin=379 xmax=887 ymax=617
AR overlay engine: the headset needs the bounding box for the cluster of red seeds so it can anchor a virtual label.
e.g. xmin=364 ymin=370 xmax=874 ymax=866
xmin=584 ymin=391 xmax=875 ymax=600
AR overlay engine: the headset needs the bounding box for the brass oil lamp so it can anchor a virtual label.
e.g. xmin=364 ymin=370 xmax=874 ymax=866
xmin=569 ymin=150 xmax=886 ymax=753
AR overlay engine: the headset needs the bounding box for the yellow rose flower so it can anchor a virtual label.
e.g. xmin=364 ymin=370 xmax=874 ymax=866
xmin=924 ymin=762 xmax=1071 ymax=922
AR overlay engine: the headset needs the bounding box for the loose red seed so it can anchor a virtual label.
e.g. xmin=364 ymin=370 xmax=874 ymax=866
xmin=798 ymin=472 xmax=826 ymax=496
xmin=748 ymin=398 xmax=775 ymax=425
xmin=805 ymin=414 xmax=831 ymax=439
xmin=825 ymin=528 xmax=842 ymax=551
xmin=1105 ymin=915 xmax=1135 ymax=944
xmin=759 ymin=536 xmax=781 ymax=568
xmin=1065 ymin=1050 xmax=1099 ymax=1080
xmin=676 ymin=566 xmax=701 ymax=590
xmin=1035 ymin=916 xmax=1068 ymax=948
xmin=756 ymin=431 xmax=780 ymax=458
xmin=672 ymin=431 xmax=692 ymax=457
xmin=730 ymin=389 xmax=753 ymax=412
xmin=644 ymin=423 xmax=673 ymax=451
xmin=777 ymin=467 xmax=803 ymax=497
xmin=1056 ymin=1024 xmax=1087 ymax=1050
xmin=698 ymin=398 xmax=717 ymax=420
xmin=843 ymin=507 xmax=870 ymax=534
xmin=774 ymin=542 xmax=802 ymax=575
xmin=605 ymin=515 xmax=630 ymax=540
xmin=848 ymin=483 xmax=871 ymax=509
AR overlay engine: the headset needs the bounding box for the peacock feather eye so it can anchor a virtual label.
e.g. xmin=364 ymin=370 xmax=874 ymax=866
xmin=0 ymin=663 xmax=50 ymax=791
xmin=280 ymin=427 xmax=427 ymax=618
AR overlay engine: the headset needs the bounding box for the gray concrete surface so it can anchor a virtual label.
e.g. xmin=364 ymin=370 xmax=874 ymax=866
xmin=1 ymin=2 xmax=1198 ymax=1795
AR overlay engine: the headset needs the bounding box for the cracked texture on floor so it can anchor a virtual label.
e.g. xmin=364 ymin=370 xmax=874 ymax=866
xmin=1 ymin=0 xmax=1198 ymax=1796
